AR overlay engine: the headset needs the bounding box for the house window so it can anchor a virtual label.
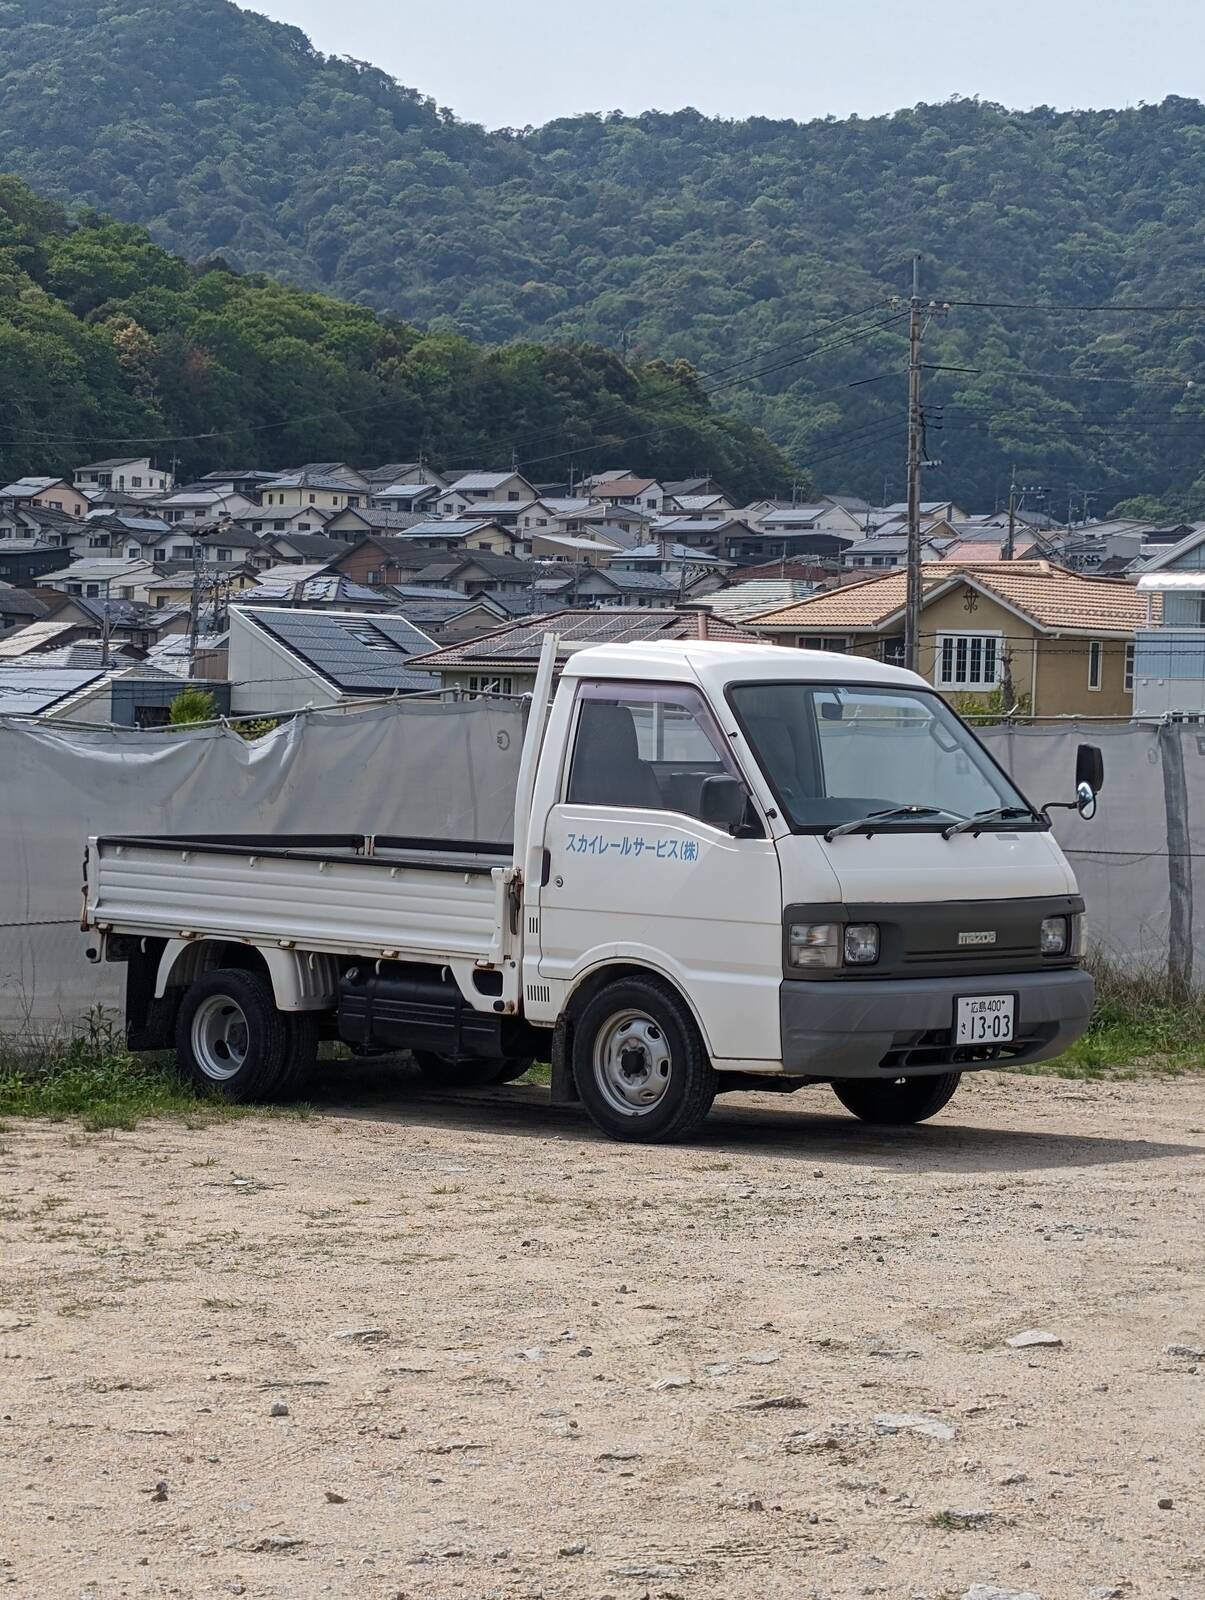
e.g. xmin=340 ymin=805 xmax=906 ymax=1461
xmin=798 ymin=636 xmax=848 ymax=654
xmin=85 ymin=583 xmax=99 ymax=597
xmin=1124 ymin=642 xmax=1135 ymax=693
xmin=466 ymin=674 xmax=514 ymax=696
xmin=134 ymin=705 xmax=172 ymax=728
xmin=1088 ymin=640 xmax=1103 ymax=692
xmin=127 ymin=546 xmax=139 ymax=559
xmin=880 ymin=636 xmax=906 ymax=667
xmin=507 ymin=491 xmax=519 ymax=502
xmin=132 ymin=476 xmax=142 ymax=488
xmin=217 ymin=548 xmax=231 ymax=562
xmin=154 ymin=547 xmax=167 ymax=559
xmin=936 ymin=632 xmax=1001 ymax=688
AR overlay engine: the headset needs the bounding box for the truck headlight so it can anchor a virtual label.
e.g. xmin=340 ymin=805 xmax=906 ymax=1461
xmin=788 ymin=922 xmax=840 ymax=969
xmin=843 ymin=923 xmax=880 ymax=965
xmin=1040 ymin=915 xmax=1069 ymax=956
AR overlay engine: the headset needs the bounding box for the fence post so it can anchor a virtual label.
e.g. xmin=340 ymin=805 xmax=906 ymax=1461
xmin=1159 ymin=722 xmax=1194 ymax=994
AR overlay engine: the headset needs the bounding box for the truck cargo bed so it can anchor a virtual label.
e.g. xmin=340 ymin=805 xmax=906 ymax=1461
xmin=86 ymin=833 xmax=513 ymax=963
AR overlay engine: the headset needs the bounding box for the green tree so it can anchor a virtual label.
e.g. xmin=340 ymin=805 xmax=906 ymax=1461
xmin=169 ymin=687 xmax=219 ymax=725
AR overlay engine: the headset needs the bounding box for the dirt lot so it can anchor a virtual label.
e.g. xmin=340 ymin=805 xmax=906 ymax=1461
xmin=1 ymin=1067 xmax=1203 ymax=1600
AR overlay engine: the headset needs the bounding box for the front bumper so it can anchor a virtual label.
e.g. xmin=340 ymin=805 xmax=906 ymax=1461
xmin=780 ymin=967 xmax=1095 ymax=1079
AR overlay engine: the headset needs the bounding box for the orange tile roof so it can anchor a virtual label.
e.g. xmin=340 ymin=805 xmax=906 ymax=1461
xmin=746 ymin=561 xmax=1156 ymax=635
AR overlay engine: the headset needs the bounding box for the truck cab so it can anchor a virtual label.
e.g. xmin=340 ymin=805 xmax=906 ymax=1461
xmin=84 ymin=638 xmax=1097 ymax=1142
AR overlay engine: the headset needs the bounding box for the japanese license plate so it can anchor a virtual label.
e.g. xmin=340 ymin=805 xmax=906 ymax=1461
xmin=954 ymin=994 xmax=1015 ymax=1044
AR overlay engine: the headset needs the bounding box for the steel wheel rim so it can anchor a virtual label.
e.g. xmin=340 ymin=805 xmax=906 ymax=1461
xmin=593 ymin=1009 xmax=672 ymax=1116
xmin=191 ymin=994 xmax=250 ymax=1081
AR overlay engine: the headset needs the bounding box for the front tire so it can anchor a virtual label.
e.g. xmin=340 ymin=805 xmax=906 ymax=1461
xmin=832 ymin=1072 xmax=961 ymax=1125
xmin=571 ymin=975 xmax=717 ymax=1143
xmin=175 ymin=968 xmax=294 ymax=1102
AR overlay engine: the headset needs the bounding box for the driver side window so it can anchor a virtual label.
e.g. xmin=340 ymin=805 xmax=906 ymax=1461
xmin=566 ymin=683 xmax=741 ymax=820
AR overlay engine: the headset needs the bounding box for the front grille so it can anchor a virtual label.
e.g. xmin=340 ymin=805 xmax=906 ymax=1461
xmin=903 ymin=942 xmax=1035 ymax=967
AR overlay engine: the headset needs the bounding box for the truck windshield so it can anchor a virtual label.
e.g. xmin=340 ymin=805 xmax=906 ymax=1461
xmin=728 ymin=682 xmax=1037 ymax=832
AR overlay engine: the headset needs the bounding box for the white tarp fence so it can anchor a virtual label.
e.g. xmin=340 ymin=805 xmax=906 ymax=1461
xmin=0 ymin=698 xmax=525 ymax=1031
xmin=0 ymin=708 xmax=1196 ymax=1034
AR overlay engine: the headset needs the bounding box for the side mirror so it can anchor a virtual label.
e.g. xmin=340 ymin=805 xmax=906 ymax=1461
xmin=1076 ymin=743 xmax=1103 ymax=817
xmin=699 ymin=773 xmax=750 ymax=832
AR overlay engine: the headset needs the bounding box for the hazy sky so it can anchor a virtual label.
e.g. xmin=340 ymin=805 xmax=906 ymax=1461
xmin=257 ymin=0 xmax=1205 ymax=129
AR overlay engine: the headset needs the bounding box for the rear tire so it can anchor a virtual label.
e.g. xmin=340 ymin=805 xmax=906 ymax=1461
xmin=571 ymin=975 xmax=717 ymax=1143
xmin=413 ymin=1052 xmax=533 ymax=1087
xmin=175 ymin=968 xmax=294 ymax=1102
xmin=831 ymin=1072 xmax=961 ymax=1126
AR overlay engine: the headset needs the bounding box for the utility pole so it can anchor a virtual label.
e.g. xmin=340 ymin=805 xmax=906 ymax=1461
xmin=187 ymin=544 xmax=201 ymax=668
xmin=904 ymin=254 xmax=924 ymax=673
xmin=1004 ymin=468 xmax=1017 ymax=563
xmin=100 ymin=578 xmax=112 ymax=668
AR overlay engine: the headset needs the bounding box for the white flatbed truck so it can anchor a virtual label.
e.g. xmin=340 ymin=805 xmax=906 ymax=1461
xmin=82 ymin=637 xmax=1099 ymax=1141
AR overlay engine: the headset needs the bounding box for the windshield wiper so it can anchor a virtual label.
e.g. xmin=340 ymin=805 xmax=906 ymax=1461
xmin=824 ymin=805 xmax=946 ymax=841
xmin=942 ymin=806 xmax=1035 ymax=839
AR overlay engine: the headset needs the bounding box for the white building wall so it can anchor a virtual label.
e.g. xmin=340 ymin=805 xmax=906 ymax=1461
xmin=227 ymin=609 xmax=341 ymax=716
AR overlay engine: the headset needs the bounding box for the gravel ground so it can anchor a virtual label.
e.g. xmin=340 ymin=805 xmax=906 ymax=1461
xmin=1 ymin=1066 xmax=1203 ymax=1600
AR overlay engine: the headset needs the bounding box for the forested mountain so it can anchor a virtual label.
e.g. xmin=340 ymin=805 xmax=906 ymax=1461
xmin=2 ymin=0 xmax=1205 ymax=508
xmin=0 ymin=178 xmax=795 ymax=495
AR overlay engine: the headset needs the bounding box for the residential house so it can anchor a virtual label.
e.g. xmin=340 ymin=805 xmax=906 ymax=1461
xmin=157 ymin=488 xmax=258 ymax=524
xmin=663 ymin=478 xmax=737 ymax=506
xmin=563 ymin=504 xmax=655 ymax=544
xmin=256 ymin=472 xmax=364 ymax=513
xmin=1128 ymin=525 xmax=1205 ymax=716
xmin=754 ymin=503 xmax=865 ymax=538
xmin=376 ymin=584 xmax=505 ymax=640
xmin=665 ymin=492 xmax=737 ymax=520
xmin=610 ymin=541 xmax=733 ymax=579
xmin=586 ymin=476 xmax=668 ymax=514
xmin=0 ymin=542 xmax=71 ymax=587
xmin=0 ymin=618 xmax=103 ymax=659
xmin=44 ymin=593 xmax=192 ymax=651
xmin=40 ymin=558 xmax=161 ymax=603
xmin=452 ymin=499 xmax=534 ymax=528
xmin=227 ymin=606 xmax=437 ymax=715
xmin=517 ymin=497 xmax=593 ymax=536
xmin=368 ymin=482 xmax=441 ymax=514
xmin=0 ymin=663 xmax=210 ymax=724
xmin=745 ymin=560 xmax=1150 ymax=716
xmin=438 ymin=471 xmax=538 ymax=512
xmin=528 ymin=532 xmax=620 ymax=565
xmin=327 ymin=536 xmax=435 ymax=589
xmin=409 ymin=608 xmax=753 ymax=697
xmin=878 ymin=499 xmax=970 ymax=525
xmin=0 ymin=505 xmax=82 ymax=548
xmin=237 ymin=573 xmax=404 ymax=612
xmin=569 ymin=569 xmax=705 ymax=608
xmin=408 ymin=552 xmax=537 ymax=598
xmin=358 ymin=462 xmax=447 ymax=489
xmin=0 ymin=584 xmax=49 ymax=634
xmin=388 ymin=519 xmax=520 ymax=557
xmin=258 ymin=532 xmax=347 ymax=566
xmin=0 ymin=476 xmax=90 ymax=519
xmin=237 ymin=503 xmax=335 ymax=541
xmin=73 ymin=457 xmax=174 ymax=496
xmin=198 ymin=469 xmax=280 ymax=498
xmin=840 ymin=535 xmax=951 ymax=571
xmin=323 ymin=507 xmax=425 ymax=539
xmin=142 ymin=565 xmax=259 ymax=611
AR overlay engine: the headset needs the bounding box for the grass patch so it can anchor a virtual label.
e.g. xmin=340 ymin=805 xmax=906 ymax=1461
xmin=0 ymin=1010 xmax=305 ymax=1131
xmin=1016 ymin=953 xmax=1205 ymax=1080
